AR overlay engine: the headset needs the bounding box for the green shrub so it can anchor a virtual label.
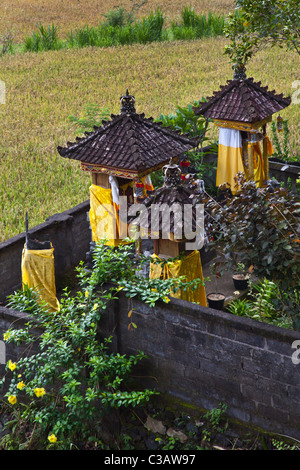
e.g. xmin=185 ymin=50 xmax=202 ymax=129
xmin=24 ymin=24 xmax=61 ymax=52
xmin=227 ymin=278 xmax=294 ymax=329
xmin=0 ymin=244 xmax=160 ymax=449
xmin=102 ymin=6 xmax=134 ymax=28
xmin=171 ymin=8 xmax=225 ymax=40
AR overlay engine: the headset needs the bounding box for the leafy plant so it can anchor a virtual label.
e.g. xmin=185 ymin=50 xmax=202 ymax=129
xmin=157 ymin=101 xmax=210 ymax=142
xmin=207 ymin=174 xmax=300 ymax=291
xmin=102 ymin=7 xmax=134 ymax=28
xmin=0 ymin=243 xmax=162 ymax=450
xmin=88 ymin=241 xmax=206 ymax=307
xmin=24 ymin=24 xmax=61 ymax=52
xmin=0 ymin=31 xmax=14 ymax=56
xmin=171 ymin=8 xmax=226 ymax=40
xmin=201 ymin=403 xmax=228 ymax=442
xmin=224 ymin=0 xmax=300 ymax=67
xmin=209 ymin=260 xmax=225 ymax=296
xmin=227 ymin=278 xmax=295 ymax=329
xmin=68 ymin=103 xmax=111 ymax=135
xmin=271 ymin=119 xmax=298 ymax=163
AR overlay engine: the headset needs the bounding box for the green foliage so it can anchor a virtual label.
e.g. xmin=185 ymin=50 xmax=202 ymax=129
xmin=171 ymin=8 xmax=225 ymax=40
xmin=271 ymin=119 xmax=299 ymax=163
xmin=21 ymin=7 xmax=226 ymax=54
xmin=0 ymin=242 xmax=166 ymax=449
xmin=102 ymin=6 xmax=134 ymax=28
xmin=272 ymin=439 xmax=298 ymax=451
xmin=68 ymin=103 xmax=111 ymax=135
xmin=67 ymin=8 xmax=165 ymax=49
xmin=0 ymin=31 xmax=14 ymax=56
xmin=227 ymin=278 xmax=294 ymax=329
xmin=224 ymin=0 xmax=300 ymax=66
xmin=201 ymin=403 xmax=228 ymax=442
xmin=88 ymin=241 xmax=206 ymax=308
xmin=24 ymin=24 xmax=62 ymax=52
xmin=154 ymin=102 xmax=218 ymax=194
xmin=208 ymin=174 xmax=300 ymax=290
xmin=157 ymin=101 xmax=210 ymax=141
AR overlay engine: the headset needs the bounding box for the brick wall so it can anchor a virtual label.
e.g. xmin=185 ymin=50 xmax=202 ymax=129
xmin=101 ymin=292 xmax=300 ymax=439
xmin=1 ymin=199 xmax=300 ymax=439
xmin=1 ymin=280 xmax=300 ymax=439
xmin=0 ymin=201 xmax=91 ymax=304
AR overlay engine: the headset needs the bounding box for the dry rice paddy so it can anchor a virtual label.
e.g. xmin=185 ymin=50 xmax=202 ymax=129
xmin=1 ymin=0 xmax=235 ymax=41
xmin=0 ymin=2 xmax=299 ymax=242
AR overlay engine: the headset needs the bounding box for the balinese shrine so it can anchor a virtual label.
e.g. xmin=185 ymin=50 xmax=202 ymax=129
xmin=57 ymin=91 xmax=199 ymax=248
xmin=129 ymin=159 xmax=207 ymax=307
xmin=193 ymin=65 xmax=291 ymax=192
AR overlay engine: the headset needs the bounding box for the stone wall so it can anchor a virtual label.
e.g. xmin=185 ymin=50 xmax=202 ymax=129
xmin=0 ymin=201 xmax=91 ymax=304
xmin=0 ymin=201 xmax=300 ymax=440
xmin=101 ymin=292 xmax=300 ymax=439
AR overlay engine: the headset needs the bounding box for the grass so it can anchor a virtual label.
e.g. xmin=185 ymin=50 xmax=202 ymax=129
xmin=5 ymin=8 xmax=226 ymax=53
xmin=0 ymin=0 xmax=235 ymax=42
xmin=0 ymin=35 xmax=298 ymax=243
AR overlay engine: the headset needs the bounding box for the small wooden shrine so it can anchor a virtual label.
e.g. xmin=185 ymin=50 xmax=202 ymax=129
xmin=57 ymin=90 xmax=199 ymax=246
xmin=193 ymin=65 xmax=291 ymax=191
xmin=129 ymin=159 xmax=207 ymax=306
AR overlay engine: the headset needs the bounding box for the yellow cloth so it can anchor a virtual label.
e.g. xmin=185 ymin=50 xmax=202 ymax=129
xmin=265 ymin=135 xmax=274 ymax=156
xmin=149 ymin=250 xmax=207 ymax=306
xmin=89 ymin=184 xmax=126 ymax=247
xmin=217 ymin=128 xmax=245 ymax=194
xmin=249 ymin=137 xmax=273 ymax=188
xmin=21 ymin=244 xmax=60 ymax=312
xmin=249 ymin=142 xmax=265 ymax=188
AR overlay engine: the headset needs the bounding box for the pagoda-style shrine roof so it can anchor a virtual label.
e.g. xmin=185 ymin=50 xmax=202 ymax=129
xmin=130 ymin=161 xmax=200 ymax=239
xmin=57 ymin=91 xmax=199 ymax=179
xmin=193 ymin=74 xmax=291 ymax=126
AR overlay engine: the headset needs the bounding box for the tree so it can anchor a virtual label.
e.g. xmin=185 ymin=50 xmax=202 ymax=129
xmin=224 ymin=0 xmax=300 ymax=67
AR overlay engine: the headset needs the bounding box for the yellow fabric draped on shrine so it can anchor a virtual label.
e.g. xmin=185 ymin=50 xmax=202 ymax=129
xmin=250 ymin=142 xmax=265 ymax=188
xmin=89 ymin=184 xmax=122 ymax=247
xmin=249 ymin=136 xmax=274 ymax=188
xmin=21 ymin=244 xmax=60 ymax=312
xmin=149 ymin=250 xmax=207 ymax=306
xmin=216 ymin=128 xmax=245 ymax=193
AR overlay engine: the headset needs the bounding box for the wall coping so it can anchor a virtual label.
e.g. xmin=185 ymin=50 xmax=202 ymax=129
xmin=0 ymin=200 xmax=90 ymax=252
xmin=1 ymin=282 xmax=300 ymax=344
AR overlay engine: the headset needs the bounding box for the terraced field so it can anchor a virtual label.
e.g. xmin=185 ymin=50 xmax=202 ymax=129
xmin=0 ymin=1 xmax=298 ymax=242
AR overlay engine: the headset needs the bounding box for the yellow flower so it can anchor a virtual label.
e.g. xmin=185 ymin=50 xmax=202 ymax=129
xmin=163 ymin=296 xmax=171 ymax=303
xmin=8 ymin=395 xmax=17 ymax=405
xmin=17 ymin=381 xmax=25 ymax=390
xmin=3 ymin=332 xmax=10 ymax=341
xmin=151 ymin=288 xmax=158 ymax=293
xmin=93 ymin=303 xmax=98 ymax=310
xmin=34 ymin=387 xmax=46 ymax=398
xmin=85 ymin=291 xmax=89 ymax=298
xmin=8 ymin=360 xmax=17 ymax=371
xmin=48 ymin=434 xmax=57 ymax=443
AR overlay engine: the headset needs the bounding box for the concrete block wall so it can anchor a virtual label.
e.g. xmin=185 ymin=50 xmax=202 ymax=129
xmin=0 ymin=201 xmax=91 ymax=304
xmin=101 ymin=292 xmax=300 ymax=439
xmin=0 ymin=200 xmax=300 ymax=439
